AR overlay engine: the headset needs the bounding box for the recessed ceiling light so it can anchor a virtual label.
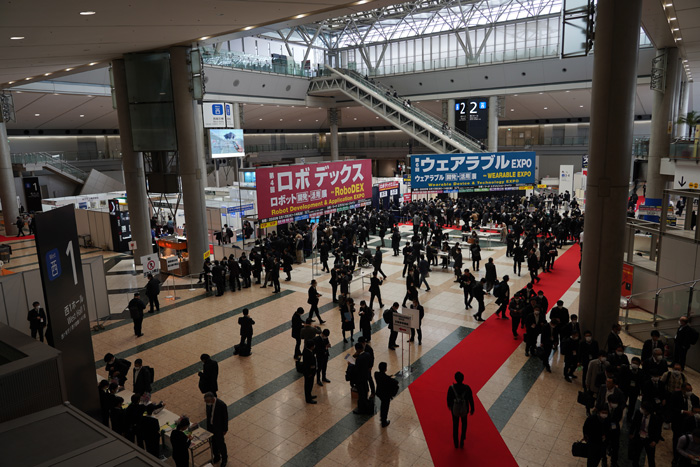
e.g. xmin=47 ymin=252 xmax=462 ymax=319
xmin=543 ymin=107 xmax=548 ymax=109
xmin=79 ymin=114 xmax=85 ymax=117
xmin=684 ymin=59 xmax=689 ymax=62
xmin=280 ymin=118 xmax=283 ymax=121
xmin=356 ymin=0 xmax=369 ymax=4
xmin=510 ymin=109 xmax=514 ymax=111
xmin=376 ymin=116 xmax=379 ymax=119
xmin=88 ymin=62 xmax=98 ymax=66
xmin=34 ymin=113 xmax=40 ymax=117
xmin=514 ymin=94 xmax=518 ymax=97
xmin=315 ymin=119 xmax=319 ymax=122
xmin=670 ymin=17 xmax=677 ymax=20
xmin=354 ymin=117 xmax=357 ymax=120
xmin=79 ymin=11 xmax=96 ymax=15
xmin=565 ymin=90 xmax=570 ymax=93
xmin=7 ymin=81 xmax=14 ymax=84
xmin=676 ymin=37 xmax=682 ymax=41
xmin=298 ymin=119 xmax=302 ymax=121
xmin=539 ymin=92 xmax=544 ymax=95
xmin=10 ymin=36 xmax=24 ymax=40
xmin=243 ymin=26 xmax=254 ymax=31
xmin=579 ymin=105 xmax=584 ymax=108
xmin=65 ymin=68 xmax=73 ymax=71
xmin=295 ymin=14 xmax=307 ymax=19
xmin=25 ymin=77 xmax=32 ymax=80
xmin=259 ymin=118 xmax=263 ymax=120
xmin=673 ymin=28 xmax=680 ymax=31
xmin=44 ymin=72 xmax=52 ymax=76
xmin=199 ymin=36 xmax=210 ymax=41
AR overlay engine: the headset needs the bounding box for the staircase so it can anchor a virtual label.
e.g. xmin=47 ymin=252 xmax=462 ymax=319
xmin=11 ymin=152 xmax=87 ymax=185
xmin=308 ymin=66 xmax=484 ymax=154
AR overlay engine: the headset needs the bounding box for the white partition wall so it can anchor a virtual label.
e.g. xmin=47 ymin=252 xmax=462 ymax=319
xmin=0 ymin=256 xmax=110 ymax=336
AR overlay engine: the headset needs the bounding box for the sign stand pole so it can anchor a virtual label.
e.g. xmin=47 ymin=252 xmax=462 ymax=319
xmin=165 ymin=274 xmax=174 ymax=300
xmin=401 ymin=337 xmax=405 ymax=378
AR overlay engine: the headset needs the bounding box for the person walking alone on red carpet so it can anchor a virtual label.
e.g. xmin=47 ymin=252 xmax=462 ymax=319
xmin=447 ymin=371 xmax=475 ymax=449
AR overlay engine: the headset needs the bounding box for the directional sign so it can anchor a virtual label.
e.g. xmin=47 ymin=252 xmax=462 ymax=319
xmin=393 ymin=312 xmax=413 ymax=335
xmin=167 ymin=256 xmax=180 ymax=271
xmin=141 ymin=253 xmax=159 ymax=278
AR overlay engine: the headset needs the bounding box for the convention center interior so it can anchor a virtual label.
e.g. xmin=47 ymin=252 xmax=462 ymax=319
xmin=1 ymin=0 xmax=700 ymax=466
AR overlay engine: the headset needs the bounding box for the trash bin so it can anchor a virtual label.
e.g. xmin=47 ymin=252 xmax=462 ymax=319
xmin=0 ymin=244 xmax=11 ymax=263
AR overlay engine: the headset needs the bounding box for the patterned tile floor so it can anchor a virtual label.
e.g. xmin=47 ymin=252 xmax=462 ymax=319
xmin=3 ymin=224 xmax=696 ymax=467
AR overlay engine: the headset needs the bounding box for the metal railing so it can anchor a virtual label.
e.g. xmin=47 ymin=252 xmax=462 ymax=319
xmin=335 ymin=67 xmax=484 ymax=152
xmin=622 ymin=279 xmax=700 ymax=327
xmin=11 ymin=152 xmax=88 ymax=181
xmin=202 ymin=49 xmax=318 ymax=78
xmin=361 ymin=45 xmax=560 ymax=77
xmin=670 ymin=140 xmax=699 ymax=160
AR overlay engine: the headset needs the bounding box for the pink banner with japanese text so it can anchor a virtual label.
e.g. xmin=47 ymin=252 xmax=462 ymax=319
xmin=256 ymin=160 xmax=373 ymax=221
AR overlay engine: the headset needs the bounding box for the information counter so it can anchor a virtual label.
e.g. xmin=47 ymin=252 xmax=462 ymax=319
xmin=157 ymin=236 xmax=190 ymax=277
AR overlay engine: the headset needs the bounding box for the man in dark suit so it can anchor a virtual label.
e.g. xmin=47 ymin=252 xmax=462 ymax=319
xmin=369 ymin=272 xmax=384 ymax=310
xmin=353 ymin=343 xmax=372 ymax=415
xmin=642 ymin=330 xmax=665 ymax=363
xmin=27 ymin=301 xmax=46 ymax=342
xmin=313 ymin=329 xmax=331 ymax=386
xmin=302 ymin=340 xmax=317 ymax=404
xmin=675 ymin=317 xmax=697 ymax=370
xmin=132 ymin=358 xmax=154 ymax=395
xmin=375 ymin=361 xmax=399 ymax=427
xmin=104 ymin=353 xmax=131 ymax=390
xmin=384 ymin=303 xmax=400 ymax=350
xmin=128 ymin=292 xmax=146 ymax=337
xmin=145 ymin=273 xmax=160 ymax=313
xmin=628 ymin=401 xmax=662 ymax=467
xmin=204 ymin=392 xmax=229 ymax=467
xmin=237 ymin=308 xmax=255 ymax=351
xmin=198 ymin=354 xmax=218 ymax=396
xmin=671 ymin=383 xmax=700 ymax=464
xmin=291 ymin=307 xmax=304 ymax=360
xmin=447 ymin=371 xmax=475 ymax=449
xmin=212 ymin=260 xmax=225 ymax=296
xmin=138 ymin=403 xmax=161 ymax=458
xmin=307 ymin=280 xmax=325 ymax=323
xmin=373 ymin=246 xmax=386 ymax=279
xmin=606 ymin=323 xmax=624 ymax=353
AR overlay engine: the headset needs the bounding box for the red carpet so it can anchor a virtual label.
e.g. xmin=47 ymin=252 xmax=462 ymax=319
xmin=409 ymin=245 xmax=582 ymax=466
xmin=0 ymin=234 xmax=35 ymax=242
xmin=635 ymin=196 xmax=645 ymax=212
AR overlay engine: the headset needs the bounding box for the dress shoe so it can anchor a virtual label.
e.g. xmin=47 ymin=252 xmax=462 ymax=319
xmin=311 ymin=395 xmax=317 ymax=398
xmin=319 ymin=320 xmax=326 ymax=324
xmin=317 ymin=381 xmax=323 ymax=386
xmin=306 ymin=400 xmax=317 ymax=404
xmin=322 ymin=378 xmax=331 ymax=383
xmin=212 ymin=457 xmax=220 ymax=464
xmin=381 ymin=420 xmax=391 ymax=427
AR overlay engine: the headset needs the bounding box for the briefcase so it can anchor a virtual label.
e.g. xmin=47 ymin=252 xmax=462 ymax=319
xmin=577 ymin=391 xmax=593 ymax=408
xmin=295 ymin=360 xmax=304 ymax=374
xmin=571 ymin=441 xmax=588 ymax=458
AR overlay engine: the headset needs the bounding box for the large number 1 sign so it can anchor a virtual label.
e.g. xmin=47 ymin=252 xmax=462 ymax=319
xmin=34 ymin=204 xmax=100 ymax=419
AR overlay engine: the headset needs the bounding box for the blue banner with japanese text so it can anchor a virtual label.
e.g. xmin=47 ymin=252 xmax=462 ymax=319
xmin=410 ymin=152 xmax=536 ymax=190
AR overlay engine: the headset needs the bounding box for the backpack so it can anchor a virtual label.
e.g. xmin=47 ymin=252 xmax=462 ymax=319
xmin=689 ymin=327 xmax=699 ymax=346
xmin=389 ymin=378 xmax=400 ymax=398
xmin=451 ymin=385 xmax=469 ymax=417
xmin=119 ymin=358 xmax=132 ymax=373
xmin=493 ymin=281 xmax=504 ymax=298
xmin=383 ymin=309 xmax=393 ymax=326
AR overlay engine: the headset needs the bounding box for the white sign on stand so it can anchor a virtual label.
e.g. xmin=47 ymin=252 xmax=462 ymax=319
xmin=203 ymin=102 xmax=227 ymax=128
xmin=166 ymin=256 xmax=180 ymax=271
xmin=128 ymin=240 xmax=137 ymax=251
xmin=393 ymin=312 xmax=413 ymax=334
xmin=141 ymin=253 xmax=160 ymax=278
xmin=393 ymin=312 xmax=413 ymax=378
xmin=559 ymin=165 xmax=574 ymax=195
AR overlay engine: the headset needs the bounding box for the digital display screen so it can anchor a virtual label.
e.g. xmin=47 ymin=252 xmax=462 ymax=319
xmin=243 ymin=171 xmax=256 ymax=184
xmin=210 ymin=129 xmax=245 ymax=158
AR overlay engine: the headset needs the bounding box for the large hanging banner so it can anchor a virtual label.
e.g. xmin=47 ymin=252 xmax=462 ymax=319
xmin=256 ymin=160 xmax=372 ymax=221
xmin=411 ymin=152 xmax=536 ymax=190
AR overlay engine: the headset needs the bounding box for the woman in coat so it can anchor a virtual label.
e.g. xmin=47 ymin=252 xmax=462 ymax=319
xmin=470 ymin=239 xmax=481 ymax=271
xmin=341 ymin=297 xmax=356 ymax=343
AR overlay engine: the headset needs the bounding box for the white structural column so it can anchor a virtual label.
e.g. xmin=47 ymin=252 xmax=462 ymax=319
xmin=578 ymin=0 xmax=643 ymax=343
xmin=488 ymin=95 xmax=499 ymax=152
xmin=170 ymin=46 xmax=209 ymax=274
xmin=329 ymin=108 xmax=340 ymax=161
xmin=447 ymin=99 xmax=456 ymax=131
xmin=0 ymin=122 xmax=18 ymax=236
xmin=112 ymin=59 xmax=153 ymax=266
xmin=646 ymin=47 xmax=680 ymax=207
xmin=677 ymin=79 xmax=691 ymax=139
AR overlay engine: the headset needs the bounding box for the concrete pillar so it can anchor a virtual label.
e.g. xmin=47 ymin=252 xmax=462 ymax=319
xmin=578 ymin=0 xmax=642 ymax=343
xmin=677 ymin=80 xmax=691 ymax=139
xmin=329 ymin=108 xmax=339 ymax=161
xmin=170 ymin=47 xmax=208 ymax=274
xmin=0 ymin=122 xmax=19 ymax=236
xmin=447 ymin=99 xmax=456 ymax=131
xmin=232 ymin=102 xmax=242 ymax=129
xmin=112 ymin=59 xmax=153 ymax=266
xmin=645 ymin=47 xmax=680 ymax=213
xmin=488 ymin=95 xmax=499 ymax=152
